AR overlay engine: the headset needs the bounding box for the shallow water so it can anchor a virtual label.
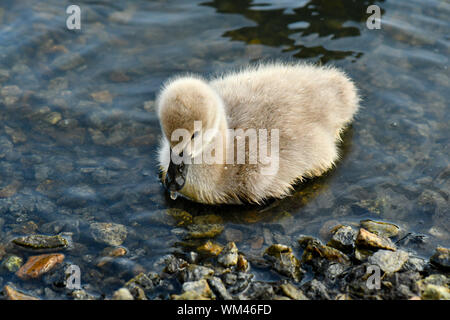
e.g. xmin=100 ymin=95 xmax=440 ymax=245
xmin=0 ymin=0 xmax=448 ymax=298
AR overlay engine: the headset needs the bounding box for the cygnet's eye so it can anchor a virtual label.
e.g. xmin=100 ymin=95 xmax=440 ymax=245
xmin=191 ymin=131 xmax=199 ymax=140
xmin=179 ymin=150 xmax=183 ymax=158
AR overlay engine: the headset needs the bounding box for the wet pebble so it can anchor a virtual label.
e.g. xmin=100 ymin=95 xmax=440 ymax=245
xmin=12 ymin=234 xmax=68 ymax=250
xmin=16 ymin=253 xmax=64 ymax=279
xmin=90 ymin=222 xmax=127 ymax=246
xmin=360 ymin=219 xmax=400 ymax=238
xmin=217 ymin=242 xmax=239 ymax=267
xmin=430 ymin=247 xmax=450 ymax=270
xmin=264 ymin=244 xmax=303 ymax=282
xmin=356 ymin=228 xmax=396 ymax=251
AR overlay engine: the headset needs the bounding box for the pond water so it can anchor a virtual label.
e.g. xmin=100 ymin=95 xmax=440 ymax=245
xmin=0 ymin=0 xmax=448 ymax=299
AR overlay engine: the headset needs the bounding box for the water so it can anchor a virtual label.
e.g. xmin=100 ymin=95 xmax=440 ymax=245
xmin=0 ymin=0 xmax=448 ymax=298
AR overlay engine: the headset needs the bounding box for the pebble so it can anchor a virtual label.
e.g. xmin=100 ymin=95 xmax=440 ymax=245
xmin=264 ymin=244 xmax=303 ymax=282
xmin=2 ymin=255 xmax=23 ymax=272
xmin=302 ymin=239 xmax=350 ymax=265
xmin=172 ymin=279 xmax=214 ymax=300
xmin=12 ymin=234 xmax=68 ymax=250
xmin=186 ymin=224 xmax=224 ymax=239
xmin=328 ymin=225 xmax=357 ymax=253
xmin=16 ymin=253 xmax=64 ymax=279
xmin=360 ymin=219 xmax=400 ymax=237
xmin=4 ymin=285 xmax=40 ymax=300
xmin=280 ymin=282 xmax=308 ymax=300
xmin=430 ymin=247 xmax=450 ymax=270
xmin=224 ymin=228 xmax=243 ymax=242
xmin=0 ymin=180 xmax=21 ymax=198
xmin=197 ymin=240 xmax=223 ymax=256
xmin=90 ymin=222 xmax=127 ymax=246
xmin=356 ymin=228 xmax=396 ymax=251
xmin=91 ymin=90 xmax=113 ymax=103
xmin=218 ymin=242 xmax=239 ymax=267
xmin=112 ymin=288 xmax=134 ymax=300
xmin=208 ymin=277 xmax=233 ymax=300
xmin=368 ymin=250 xmax=409 ymax=273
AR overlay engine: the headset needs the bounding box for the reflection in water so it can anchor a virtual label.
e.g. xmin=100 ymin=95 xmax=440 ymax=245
xmin=202 ymin=0 xmax=384 ymax=62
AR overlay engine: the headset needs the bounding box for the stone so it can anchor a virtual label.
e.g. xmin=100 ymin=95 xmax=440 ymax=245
xmin=236 ymin=254 xmax=249 ymax=272
xmin=417 ymin=275 xmax=450 ymax=300
xmin=430 ymin=247 xmax=450 ymax=270
xmin=90 ymin=222 xmax=127 ymax=246
xmin=193 ymin=214 xmax=223 ymax=225
xmin=186 ymin=224 xmax=224 ymax=239
xmin=368 ymin=250 xmax=409 ymax=273
xmin=112 ymin=288 xmax=134 ymax=300
xmin=218 ymin=242 xmax=239 ymax=267
xmin=360 ymin=219 xmax=400 ymax=237
xmin=356 ymin=228 xmax=396 ymax=251
xmin=91 ymin=90 xmax=113 ymax=103
xmin=208 ymin=277 xmax=233 ymax=300
xmin=328 ymin=225 xmax=357 ymax=253
xmin=16 ymin=253 xmax=64 ymax=279
xmin=43 ymin=112 xmax=62 ymax=125
xmin=12 ymin=234 xmax=68 ymax=250
xmin=197 ymin=240 xmax=223 ymax=256
xmin=166 ymin=208 xmax=193 ymax=226
xmin=224 ymin=228 xmax=243 ymax=242
xmin=264 ymin=244 xmax=303 ymax=282
xmin=2 ymin=255 xmax=23 ymax=272
xmin=280 ymin=282 xmax=308 ymax=300
xmin=302 ymin=240 xmax=350 ymax=265
xmin=180 ymin=264 xmax=214 ymax=282
xmin=172 ymin=279 xmax=214 ymax=300
xmin=4 ymin=285 xmax=40 ymax=300
xmin=0 ymin=180 xmax=21 ymax=198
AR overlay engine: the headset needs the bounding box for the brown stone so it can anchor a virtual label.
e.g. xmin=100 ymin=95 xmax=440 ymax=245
xmin=4 ymin=285 xmax=40 ymax=300
xmin=16 ymin=253 xmax=64 ymax=279
xmin=355 ymin=228 xmax=396 ymax=251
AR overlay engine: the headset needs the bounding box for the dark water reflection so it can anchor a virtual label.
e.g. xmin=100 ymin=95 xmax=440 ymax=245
xmin=0 ymin=0 xmax=448 ymax=298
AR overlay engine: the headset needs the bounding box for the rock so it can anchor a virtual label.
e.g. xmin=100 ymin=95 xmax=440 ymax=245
xmin=172 ymin=279 xmax=214 ymax=300
xmin=180 ymin=264 xmax=214 ymax=282
xmin=197 ymin=240 xmax=223 ymax=256
xmin=4 ymin=126 xmax=26 ymax=143
xmin=301 ymin=279 xmax=331 ymax=300
xmin=223 ymin=272 xmax=253 ymax=294
xmin=280 ymin=282 xmax=308 ymax=300
xmin=43 ymin=112 xmax=62 ymax=125
xmin=161 ymin=255 xmax=188 ymax=274
xmin=302 ymin=239 xmax=350 ymax=266
xmin=52 ymin=52 xmax=84 ymax=71
xmin=402 ymin=257 xmax=427 ymax=272
xmin=354 ymin=248 xmax=373 ymax=262
xmin=2 ymin=255 xmax=23 ymax=272
xmin=193 ymin=214 xmax=223 ymax=225
xmin=421 ymin=284 xmax=450 ymax=300
xmin=186 ymin=224 xmax=224 ymax=239
xmin=264 ymin=244 xmax=303 ymax=282
xmin=319 ymin=220 xmax=341 ymax=240
xmin=360 ymin=219 xmax=400 ymax=237
xmin=4 ymin=284 xmax=40 ymax=300
xmin=218 ymin=242 xmax=239 ymax=267
xmin=112 ymin=288 xmax=134 ymax=300
xmin=240 ymin=282 xmax=274 ymax=300
xmin=166 ymin=208 xmax=193 ymax=226
xmin=430 ymin=247 xmax=450 ymax=270
xmin=208 ymin=277 xmax=233 ymax=300
xmin=72 ymin=289 xmax=96 ymax=300
xmin=328 ymin=225 xmax=357 ymax=253
xmin=90 ymin=222 xmax=127 ymax=246
xmin=16 ymin=253 xmax=64 ymax=279
xmin=1 ymin=85 xmax=22 ymax=96
xmin=368 ymin=250 xmax=409 ymax=273
xmin=224 ymin=228 xmax=243 ymax=242
xmin=417 ymin=275 xmax=450 ymax=300
xmin=0 ymin=180 xmax=21 ymax=198
xmin=236 ymin=254 xmax=249 ymax=272
xmin=12 ymin=234 xmax=68 ymax=250
xmin=356 ymin=228 xmax=396 ymax=251
xmin=91 ymin=90 xmax=113 ymax=103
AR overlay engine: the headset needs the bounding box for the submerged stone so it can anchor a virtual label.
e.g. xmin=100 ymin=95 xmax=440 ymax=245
xmin=4 ymin=285 xmax=39 ymax=300
xmin=197 ymin=240 xmax=223 ymax=256
xmin=16 ymin=253 xmax=64 ymax=279
xmin=327 ymin=225 xmax=357 ymax=253
xmin=360 ymin=219 xmax=400 ymax=238
xmin=12 ymin=234 xmax=68 ymax=250
xmin=2 ymin=255 xmax=23 ymax=272
xmin=187 ymin=224 xmax=224 ymax=239
xmin=90 ymin=222 xmax=127 ymax=246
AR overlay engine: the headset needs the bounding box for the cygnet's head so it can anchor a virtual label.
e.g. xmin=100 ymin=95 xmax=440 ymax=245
xmin=157 ymin=77 xmax=225 ymax=192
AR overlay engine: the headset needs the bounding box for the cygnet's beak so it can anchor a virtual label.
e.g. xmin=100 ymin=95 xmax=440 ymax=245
xmin=164 ymin=149 xmax=189 ymax=192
